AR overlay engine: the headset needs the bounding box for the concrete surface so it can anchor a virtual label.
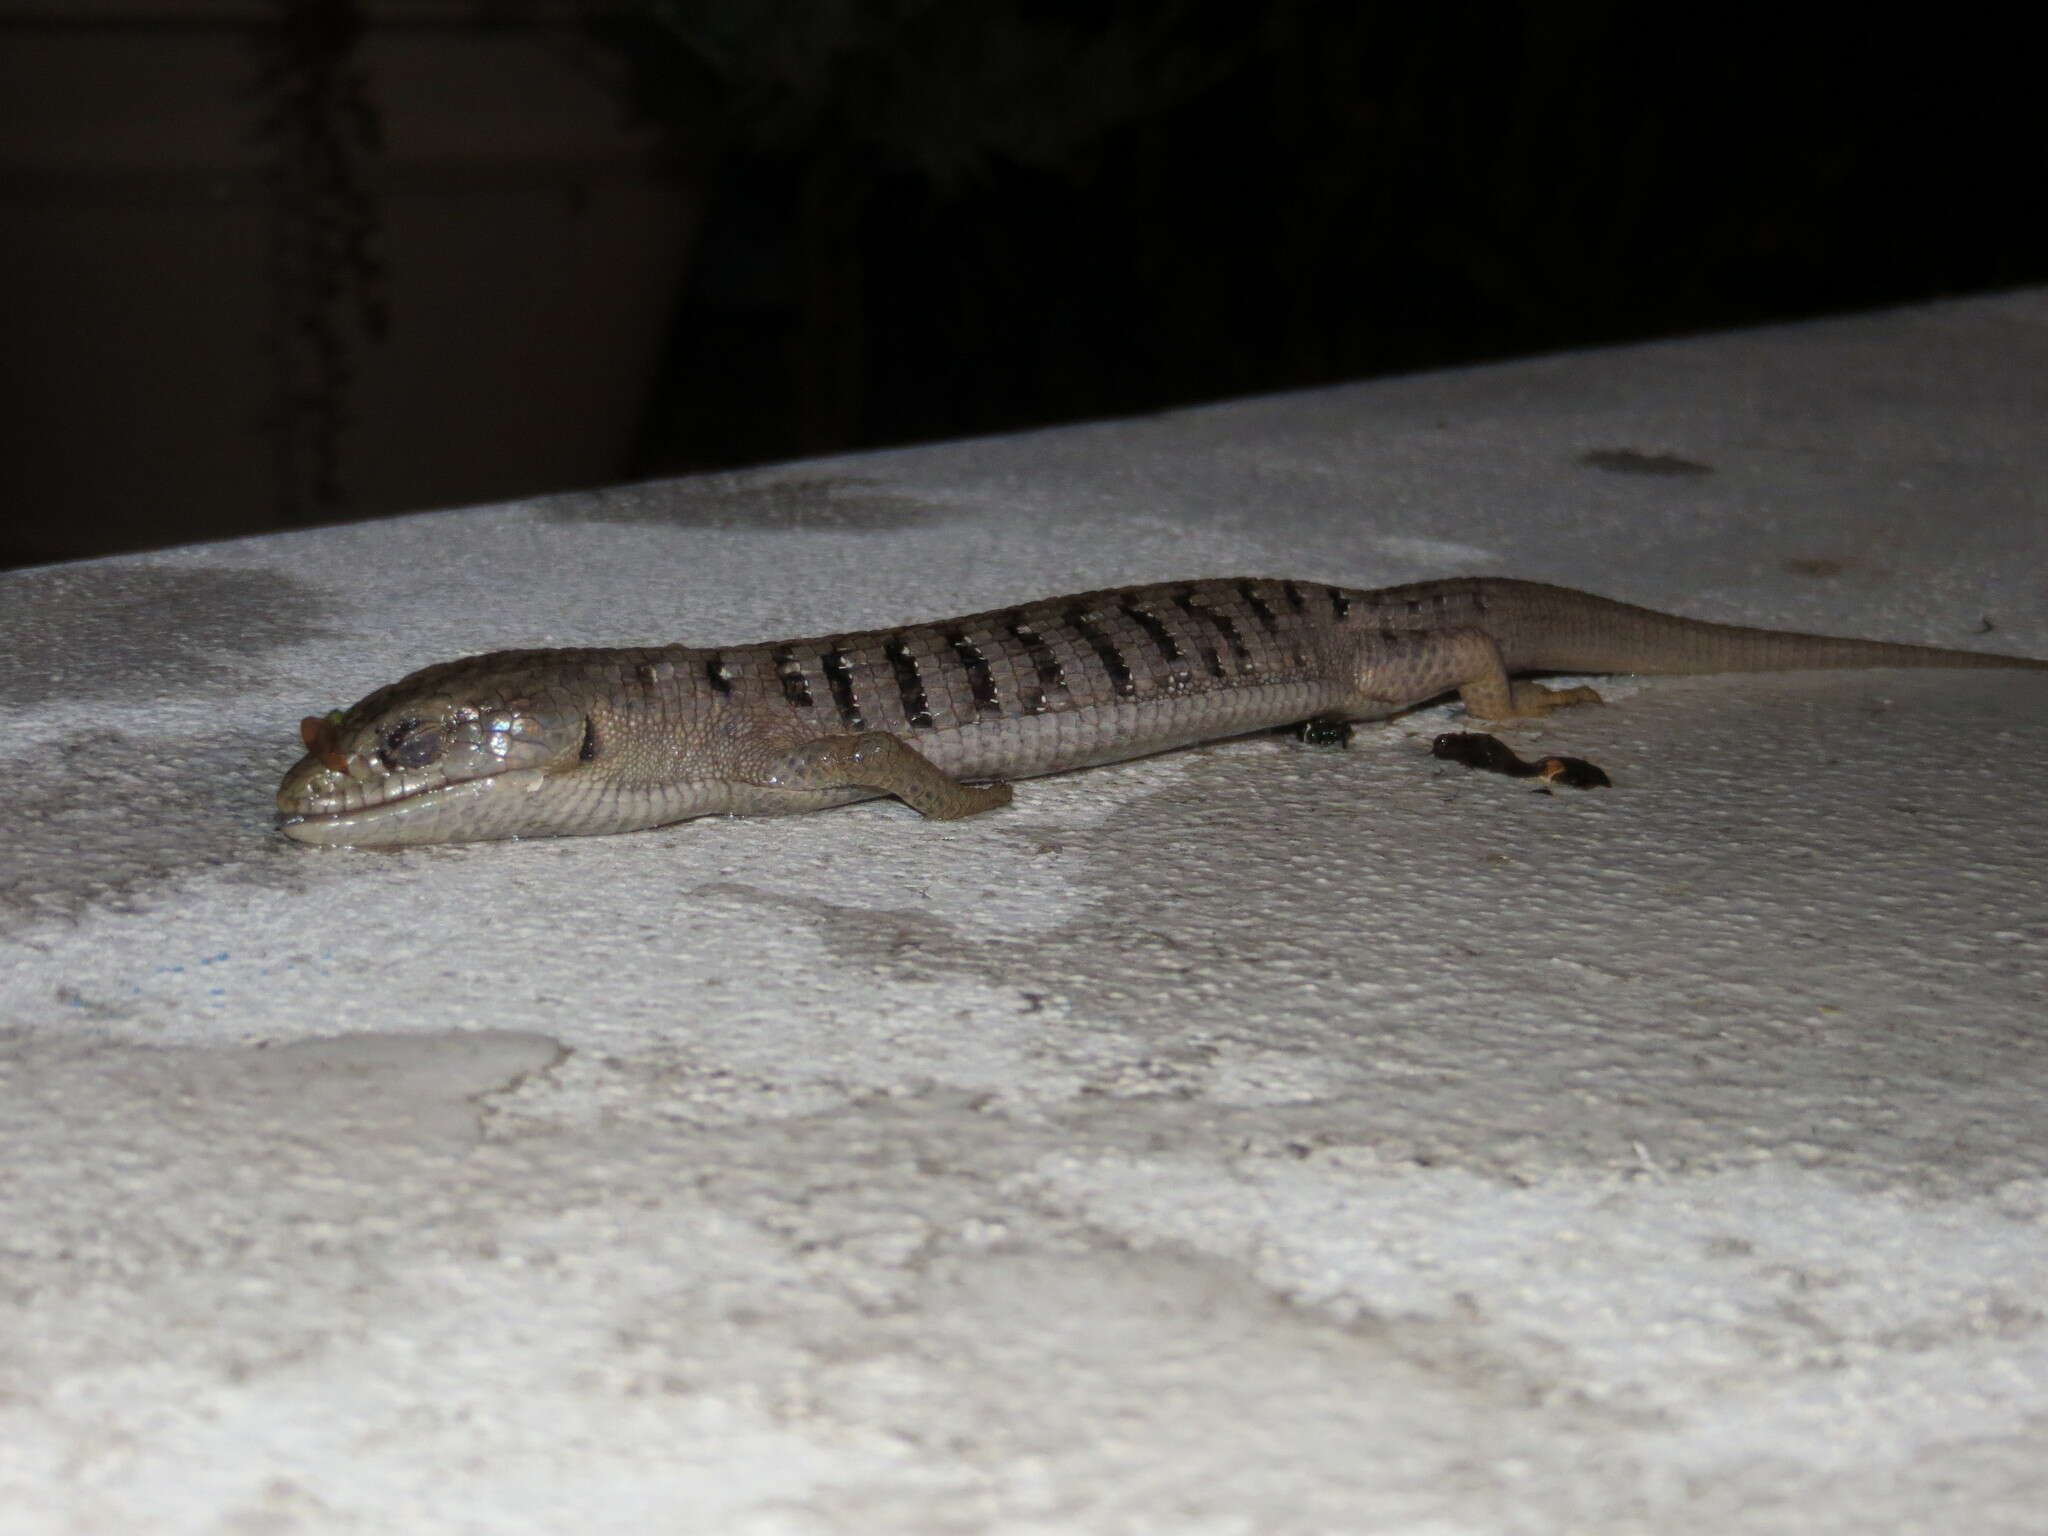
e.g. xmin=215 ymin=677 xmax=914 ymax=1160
xmin=3 ymin=291 xmax=2047 ymax=1535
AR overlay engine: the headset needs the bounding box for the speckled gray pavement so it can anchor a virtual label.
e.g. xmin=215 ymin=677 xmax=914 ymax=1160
xmin=4 ymin=293 xmax=2047 ymax=1535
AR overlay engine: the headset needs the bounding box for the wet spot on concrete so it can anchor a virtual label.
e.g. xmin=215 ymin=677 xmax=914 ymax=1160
xmin=543 ymin=472 xmax=943 ymax=533
xmin=1578 ymin=448 xmax=1713 ymax=477
xmin=3 ymin=1030 xmax=566 ymax=1242
xmin=241 ymin=1030 xmax=569 ymax=1150
xmin=0 ymin=565 xmax=336 ymax=708
xmin=1782 ymin=556 xmax=1851 ymax=578
xmin=0 ymin=725 xmax=303 ymax=931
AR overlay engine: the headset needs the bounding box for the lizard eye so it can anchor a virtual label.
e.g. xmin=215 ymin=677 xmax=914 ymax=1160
xmin=379 ymin=720 xmax=445 ymax=771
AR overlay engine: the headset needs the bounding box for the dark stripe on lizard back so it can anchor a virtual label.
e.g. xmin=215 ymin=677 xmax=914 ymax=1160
xmin=1201 ymin=595 xmax=1256 ymax=674
xmin=773 ymin=645 xmax=813 ymax=708
xmin=1065 ymin=603 xmax=1137 ymax=700
xmin=885 ymin=635 xmax=935 ymax=730
xmin=1118 ymin=598 xmax=1184 ymax=684
xmin=1171 ymin=586 xmax=1232 ymax=680
xmin=944 ymin=629 xmax=1002 ymax=720
xmin=823 ymin=644 xmax=863 ymax=730
xmin=1236 ymin=580 xmax=1281 ymax=635
xmin=1008 ymin=619 xmax=1068 ymax=715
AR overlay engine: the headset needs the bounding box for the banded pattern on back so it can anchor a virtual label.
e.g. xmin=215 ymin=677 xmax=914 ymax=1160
xmin=716 ymin=578 xmax=1364 ymax=740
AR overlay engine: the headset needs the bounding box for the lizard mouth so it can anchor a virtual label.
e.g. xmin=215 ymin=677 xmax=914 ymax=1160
xmin=277 ymin=769 xmax=549 ymax=847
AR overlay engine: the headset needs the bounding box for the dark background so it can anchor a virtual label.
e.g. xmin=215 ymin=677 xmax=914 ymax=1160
xmin=4 ymin=2 xmax=2043 ymax=568
xmin=648 ymin=6 xmax=2043 ymax=472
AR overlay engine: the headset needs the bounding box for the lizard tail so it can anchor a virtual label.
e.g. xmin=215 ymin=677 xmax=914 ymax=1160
xmin=1481 ymin=580 xmax=2048 ymax=676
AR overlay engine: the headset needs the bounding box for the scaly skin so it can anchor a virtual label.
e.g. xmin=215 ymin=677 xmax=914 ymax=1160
xmin=276 ymin=576 xmax=2047 ymax=847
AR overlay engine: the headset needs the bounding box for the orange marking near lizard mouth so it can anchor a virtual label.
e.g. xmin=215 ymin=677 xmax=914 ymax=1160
xmin=299 ymin=716 xmax=350 ymax=773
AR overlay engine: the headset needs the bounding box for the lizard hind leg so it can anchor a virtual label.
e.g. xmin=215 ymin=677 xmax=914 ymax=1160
xmin=1407 ymin=627 xmax=1604 ymax=721
xmin=1354 ymin=624 xmax=1605 ymax=722
xmin=1461 ymin=677 xmax=1605 ymax=721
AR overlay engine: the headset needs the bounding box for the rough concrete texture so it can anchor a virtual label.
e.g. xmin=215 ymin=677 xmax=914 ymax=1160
xmin=3 ymin=291 xmax=2047 ymax=1534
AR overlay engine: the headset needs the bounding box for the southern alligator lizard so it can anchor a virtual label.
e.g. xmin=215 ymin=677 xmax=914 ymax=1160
xmin=277 ymin=576 xmax=2046 ymax=847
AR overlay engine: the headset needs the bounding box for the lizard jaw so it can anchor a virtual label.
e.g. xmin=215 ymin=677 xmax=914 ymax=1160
xmin=278 ymin=769 xmax=552 ymax=847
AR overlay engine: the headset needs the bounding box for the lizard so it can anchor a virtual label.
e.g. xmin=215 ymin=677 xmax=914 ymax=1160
xmin=276 ymin=575 xmax=2047 ymax=847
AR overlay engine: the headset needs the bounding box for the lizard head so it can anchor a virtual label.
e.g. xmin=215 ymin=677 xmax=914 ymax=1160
xmin=276 ymin=651 xmax=595 ymax=847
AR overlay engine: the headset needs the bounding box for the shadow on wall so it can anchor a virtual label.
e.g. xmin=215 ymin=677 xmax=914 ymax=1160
xmin=0 ymin=2 xmax=1210 ymax=568
xmin=0 ymin=4 xmax=702 ymax=566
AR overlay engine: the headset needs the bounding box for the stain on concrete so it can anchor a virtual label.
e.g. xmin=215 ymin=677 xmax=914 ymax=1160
xmin=0 ymin=725 xmax=301 ymax=931
xmin=1578 ymin=448 xmax=1713 ymax=477
xmin=242 ymin=1030 xmax=569 ymax=1150
xmin=0 ymin=564 xmax=337 ymax=708
xmin=1783 ymin=556 xmax=1852 ymax=578
xmin=3 ymin=1029 xmax=567 ymax=1248
xmin=543 ymin=472 xmax=943 ymax=533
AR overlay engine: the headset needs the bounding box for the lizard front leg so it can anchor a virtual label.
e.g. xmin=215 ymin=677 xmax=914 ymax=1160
xmin=760 ymin=732 xmax=1015 ymax=819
